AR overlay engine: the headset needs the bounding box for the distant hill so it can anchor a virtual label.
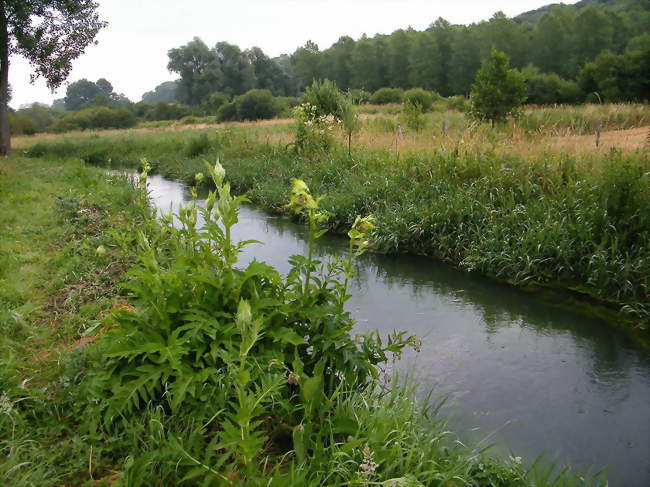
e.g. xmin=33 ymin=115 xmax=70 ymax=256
xmin=514 ymin=0 xmax=645 ymax=23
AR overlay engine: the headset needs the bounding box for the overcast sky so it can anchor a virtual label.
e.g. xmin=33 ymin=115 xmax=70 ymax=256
xmin=10 ymin=0 xmax=579 ymax=108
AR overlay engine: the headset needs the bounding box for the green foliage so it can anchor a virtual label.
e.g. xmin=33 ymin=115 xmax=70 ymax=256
xmin=403 ymin=88 xmax=434 ymax=112
xmin=142 ymin=102 xmax=192 ymax=122
xmin=523 ymin=67 xmax=581 ymax=105
xmin=8 ymin=111 xmax=36 ymax=135
xmin=400 ymin=101 xmax=427 ymax=132
xmin=234 ymin=89 xmax=279 ymax=121
xmin=202 ymin=91 xmax=229 ymax=114
xmin=141 ymin=80 xmax=179 ymax=104
xmin=88 ymin=164 xmax=417 ymax=480
xmin=370 ymin=87 xmax=404 ymax=104
xmin=577 ymin=46 xmax=650 ymax=102
xmin=49 ymin=106 xmax=137 ymax=132
xmin=470 ymin=48 xmax=528 ymax=124
xmin=64 ymin=78 xmax=130 ymax=111
xmin=216 ymin=101 xmax=238 ymax=122
xmin=348 ymin=89 xmax=372 ymax=105
xmin=274 ymin=96 xmax=300 ymax=117
xmin=301 ymin=79 xmax=346 ymax=119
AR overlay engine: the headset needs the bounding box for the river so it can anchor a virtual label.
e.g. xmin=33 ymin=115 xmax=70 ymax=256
xmin=143 ymin=173 xmax=650 ymax=486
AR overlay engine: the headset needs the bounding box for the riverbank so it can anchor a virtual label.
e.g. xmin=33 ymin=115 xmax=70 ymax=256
xmin=19 ymin=125 xmax=650 ymax=330
xmin=0 ymin=156 xmax=606 ymax=486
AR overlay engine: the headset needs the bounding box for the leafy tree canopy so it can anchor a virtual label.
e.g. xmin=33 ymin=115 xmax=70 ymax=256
xmin=469 ymin=48 xmax=528 ymax=124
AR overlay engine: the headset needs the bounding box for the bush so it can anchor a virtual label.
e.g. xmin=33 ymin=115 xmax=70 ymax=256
xmin=445 ymin=95 xmax=470 ymax=112
xmin=203 ymin=92 xmax=229 ymax=115
xmin=523 ymin=67 xmax=581 ymax=105
xmin=403 ymin=88 xmax=434 ymax=112
xmin=274 ymin=96 xmax=299 ymax=117
xmin=234 ymin=89 xmax=280 ymax=121
xmin=470 ymin=48 xmax=527 ymax=124
xmin=144 ymin=102 xmax=192 ymax=121
xmin=8 ymin=112 xmax=36 ymax=135
xmin=16 ymin=103 xmax=58 ymax=132
xmin=216 ymin=101 xmax=238 ymax=122
xmin=301 ymin=79 xmax=345 ymax=118
xmin=349 ymin=89 xmax=372 ymax=105
xmin=370 ymin=87 xmax=404 ymax=104
xmin=48 ymin=107 xmax=137 ymax=133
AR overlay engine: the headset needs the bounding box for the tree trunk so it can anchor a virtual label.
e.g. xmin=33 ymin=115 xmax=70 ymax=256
xmin=0 ymin=1 xmax=10 ymax=156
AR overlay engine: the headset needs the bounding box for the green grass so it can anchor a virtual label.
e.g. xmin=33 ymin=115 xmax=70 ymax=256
xmin=0 ymin=157 xmax=605 ymax=485
xmin=18 ymin=122 xmax=650 ymax=328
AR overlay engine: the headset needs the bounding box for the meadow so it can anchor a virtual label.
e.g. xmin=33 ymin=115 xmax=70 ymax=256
xmin=14 ymin=103 xmax=650 ymax=327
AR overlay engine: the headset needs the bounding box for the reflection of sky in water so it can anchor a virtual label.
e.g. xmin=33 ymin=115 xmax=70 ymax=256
xmin=144 ymin=174 xmax=650 ymax=486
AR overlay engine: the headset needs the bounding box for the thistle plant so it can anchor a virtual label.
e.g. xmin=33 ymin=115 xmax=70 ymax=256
xmin=90 ymin=165 xmax=418 ymax=483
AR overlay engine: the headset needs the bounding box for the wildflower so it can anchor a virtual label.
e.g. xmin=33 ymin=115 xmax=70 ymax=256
xmin=287 ymin=371 xmax=300 ymax=385
xmin=194 ymin=172 xmax=204 ymax=185
xmin=95 ymin=245 xmax=107 ymax=257
xmin=236 ymin=299 xmax=252 ymax=332
xmin=212 ymin=160 xmax=226 ymax=185
xmin=0 ymin=393 xmax=13 ymax=414
xmin=348 ymin=215 xmax=376 ymax=240
xmin=286 ymin=178 xmax=318 ymax=213
xmin=359 ymin=443 xmax=378 ymax=478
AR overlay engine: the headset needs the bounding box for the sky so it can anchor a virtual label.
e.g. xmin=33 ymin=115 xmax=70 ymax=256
xmin=9 ymin=0 xmax=579 ymax=109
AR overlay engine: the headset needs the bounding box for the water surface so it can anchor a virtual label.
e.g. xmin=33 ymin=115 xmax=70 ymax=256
xmin=145 ymin=174 xmax=650 ymax=486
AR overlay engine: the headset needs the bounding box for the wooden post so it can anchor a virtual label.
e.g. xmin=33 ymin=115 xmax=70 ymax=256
xmin=442 ymin=119 xmax=449 ymax=136
xmin=595 ymin=119 xmax=603 ymax=148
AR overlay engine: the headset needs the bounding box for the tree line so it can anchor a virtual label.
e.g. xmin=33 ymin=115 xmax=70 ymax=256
xmin=8 ymin=0 xmax=649 ymax=138
xmin=168 ymin=2 xmax=649 ymax=105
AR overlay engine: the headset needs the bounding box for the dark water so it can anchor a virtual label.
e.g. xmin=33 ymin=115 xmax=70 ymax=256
xmin=144 ymin=174 xmax=650 ymax=486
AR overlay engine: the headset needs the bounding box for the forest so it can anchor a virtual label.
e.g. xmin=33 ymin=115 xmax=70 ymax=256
xmin=7 ymin=0 xmax=650 ymax=135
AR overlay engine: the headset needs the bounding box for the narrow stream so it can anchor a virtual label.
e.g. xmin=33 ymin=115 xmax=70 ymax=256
xmin=143 ymin=174 xmax=650 ymax=486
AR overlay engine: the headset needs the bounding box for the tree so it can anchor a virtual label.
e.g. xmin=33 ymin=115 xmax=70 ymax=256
xmin=215 ymin=41 xmax=255 ymax=96
xmin=64 ymin=78 xmax=101 ymax=110
xmin=0 ymin=1 xmax=106 ymax=154
xmin=168 ymin=38 xmax=221 ymax=105
xmin=469 ymin=48 xmax=527 ymax=125
xmin=291 ymin=41 xmax=321 ymax=91
xmin=142 ymin=81 xmax=179 ymax=104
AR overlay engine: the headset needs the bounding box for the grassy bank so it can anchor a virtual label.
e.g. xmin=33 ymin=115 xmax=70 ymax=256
xmin=18 ymin=116 xmax=650 ymax=327
xmin=0 ymin=156 xmax=602 ymax=486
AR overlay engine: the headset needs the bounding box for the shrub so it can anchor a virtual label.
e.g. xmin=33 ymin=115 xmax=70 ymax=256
xmin=203 ymin=92 xmax=229 ymax=114
xmin=234 ymin=89 xmax=279 ymax=121
xmin=400 ymin=101 xmax=427 ymax=131
xmin=274 ymin=96 xmax=299 ymax=117
xmin=301 ymin=79 xmax=345 ymax=119
xmin=8 ymin=112 xmax=36 ymax=135
xmin=348 ymin=89 xmax=372 ymax=105
xmin=16 ymin=103 xmax=58 ymax=132
xmin=403 ymin=88 xmax=434 ymax=112
xmin=370 ymin=87 xmax=404 ymax=104
xmin=445 ymin=95 xmax=470 ymax=112
xmin=523 ymin=67 xmax=581 ymax=105
xmin=89 ymin=164 xmax=417 ymax=479
xmin=216 ymin=101 xmax=238 ymax=122
xmin=144 ymin=102 xmax=192 ymax=121
xmin=470 ymin=48 xmax=527 ymax=124
xmin=48 ymin=107 xmax=137 ymax=133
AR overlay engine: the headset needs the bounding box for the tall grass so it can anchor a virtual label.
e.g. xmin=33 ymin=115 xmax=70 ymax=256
xmin=21 ymin=124 xmax=650 ymax=323
xmin=1 ymin=157 xmax=605 ymax=485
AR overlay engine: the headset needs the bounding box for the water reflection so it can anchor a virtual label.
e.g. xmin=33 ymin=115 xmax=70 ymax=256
xmin=142 ymin=174 xmax=650 ymax=486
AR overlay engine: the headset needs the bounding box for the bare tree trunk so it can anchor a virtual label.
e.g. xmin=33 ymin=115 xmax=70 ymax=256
xmin=0 ymin=2 xmax=10 ymax=156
